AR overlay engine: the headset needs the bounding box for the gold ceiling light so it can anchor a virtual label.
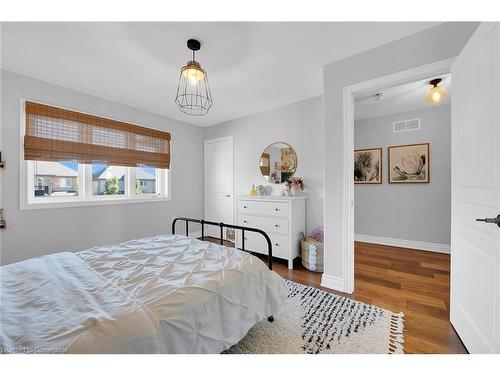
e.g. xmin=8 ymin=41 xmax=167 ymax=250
xmin=426 ymin=78 xmax=447 ymax=104
xmin=175 ymin=39 xmax=213 ymax=116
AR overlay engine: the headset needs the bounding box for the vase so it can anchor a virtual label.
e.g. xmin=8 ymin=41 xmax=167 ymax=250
xmin=291 ymin=186 xmax=302 ymax=196
xmin=250 ymin=185 xmax=257 ymax=196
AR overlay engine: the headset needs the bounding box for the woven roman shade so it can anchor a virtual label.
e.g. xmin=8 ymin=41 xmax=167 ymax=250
xmin=24 ymin=101 xmax=171 ymax=169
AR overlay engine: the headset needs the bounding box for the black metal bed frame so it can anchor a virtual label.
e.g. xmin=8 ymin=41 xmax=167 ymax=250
xmin=172 ymin=217 xmax=273 ymax=270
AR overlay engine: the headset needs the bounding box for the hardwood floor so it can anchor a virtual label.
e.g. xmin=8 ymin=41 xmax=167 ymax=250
xmin=205 ymin=237 xmax=467 ymax=354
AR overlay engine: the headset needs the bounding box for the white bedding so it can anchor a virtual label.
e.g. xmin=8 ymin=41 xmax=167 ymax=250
xmin=0 ymin=234 xmax=288 ymax=353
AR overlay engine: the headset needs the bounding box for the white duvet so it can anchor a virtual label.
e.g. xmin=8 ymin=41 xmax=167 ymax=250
xmin=0 ymin=235 xmax=288 ymax=353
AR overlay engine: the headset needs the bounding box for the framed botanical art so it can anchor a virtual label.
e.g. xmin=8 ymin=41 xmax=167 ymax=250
xmin=388 ymin=143 xmax=430 ymax=183
xmin=354 ymin=148 xmax=382 ymax=184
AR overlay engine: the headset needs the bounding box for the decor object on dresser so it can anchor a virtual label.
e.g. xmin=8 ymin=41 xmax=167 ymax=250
xmin=175 ymin=39 xmax=213 ymax=116
xmin=281 ymin=185 xmax=291 ymax=196
xmin=287 ymin=176 xmax=304 ymax=196
xmin=388 ymin=143 xmax=430 ymax=183
xmin=354 ymin=148 xmax=382 ymax=184
xmin=235 ymin=195 xmax=306 ymax=269
xmin=300 ymin=232 xmax=324 ymax=272
xmin=256 ymin=185 xmax=266 ymax=196
xmin=250 ymin=184 xmax=257 ymax=195
xmin=259 ymin=142 xmax=297 ymax=184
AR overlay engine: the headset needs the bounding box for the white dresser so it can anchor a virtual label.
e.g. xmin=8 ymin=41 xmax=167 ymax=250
xmin=235 ymin=195 xmax=306 ymax=269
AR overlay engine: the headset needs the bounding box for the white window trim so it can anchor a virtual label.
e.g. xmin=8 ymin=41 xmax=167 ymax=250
xmin=19 ymin=98 xmax=172 ymax=210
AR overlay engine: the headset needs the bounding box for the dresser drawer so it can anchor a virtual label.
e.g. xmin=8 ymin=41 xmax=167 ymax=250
xmin=237 ymin=231 xmax=289 ymax=259
xmin=238 ymin=215 xmax=288 ymax=235
xmin=269 ymin=234 xmax=289 ymax=258
xmin=237 ymin=200 xmax=289 ymax=218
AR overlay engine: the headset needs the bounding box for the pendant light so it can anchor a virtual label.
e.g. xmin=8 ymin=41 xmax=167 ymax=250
xmin=175 ymin=39 xmax=213 ymax=116
xmin=426 ymin=78 xmax=446 ymax=104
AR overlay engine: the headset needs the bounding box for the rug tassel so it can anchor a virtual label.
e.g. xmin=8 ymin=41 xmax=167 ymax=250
xmin=388 ymin=312 xmax=405 ymax=354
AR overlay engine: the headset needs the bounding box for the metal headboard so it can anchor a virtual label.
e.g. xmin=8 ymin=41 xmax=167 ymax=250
xmin=171 ymin=217 xmax=273 ymax=270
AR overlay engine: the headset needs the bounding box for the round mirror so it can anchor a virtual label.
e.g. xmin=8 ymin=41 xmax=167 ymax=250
xmin=259 ymin=142 xmax=297 ymax=184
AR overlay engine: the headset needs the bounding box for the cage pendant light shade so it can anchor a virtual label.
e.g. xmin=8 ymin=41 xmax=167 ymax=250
xmin=175 ymin=40 xmax=213 ymax=116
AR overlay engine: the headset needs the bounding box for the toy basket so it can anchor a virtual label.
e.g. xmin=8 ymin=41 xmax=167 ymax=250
xmin=300 ymin=232 xmax=324 ymax=272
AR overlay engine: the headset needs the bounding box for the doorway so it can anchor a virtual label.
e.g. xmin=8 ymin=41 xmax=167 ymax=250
xmin=342 ymin=58 xmax=454 ymax=294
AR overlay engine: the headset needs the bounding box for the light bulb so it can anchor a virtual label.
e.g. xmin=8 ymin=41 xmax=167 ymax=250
xmin=426 ymin=85 xmax=446 ymax=104
xmin=187 ymin=69 xmax=199 ymax=86
xmin=182 ymin=66 xmax=204 ymax=86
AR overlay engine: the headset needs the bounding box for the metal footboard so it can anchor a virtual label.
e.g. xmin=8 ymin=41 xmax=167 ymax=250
xmin=171 ymin=217 xmax=273 ymax=270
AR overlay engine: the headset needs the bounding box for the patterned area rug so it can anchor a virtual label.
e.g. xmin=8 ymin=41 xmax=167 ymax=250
xmin=227 ymin=280 xmax=404 ymax=354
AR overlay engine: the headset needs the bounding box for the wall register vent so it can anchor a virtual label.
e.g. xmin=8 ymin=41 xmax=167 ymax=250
xmin=393 ymin=118 xmax=421 ymax=133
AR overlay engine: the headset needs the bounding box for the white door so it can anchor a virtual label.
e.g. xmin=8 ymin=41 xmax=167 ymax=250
xmin=451 ymin=23 xmax=500 ymax=354
xmin=204 ymin=136 xmax=234 ymax=239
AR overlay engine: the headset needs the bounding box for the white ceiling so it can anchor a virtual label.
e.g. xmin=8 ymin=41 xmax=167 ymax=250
xmin=1 ymin=22 xmax=440 ymax=127
xmin=354 ymin=74 xmax=451 ymax=120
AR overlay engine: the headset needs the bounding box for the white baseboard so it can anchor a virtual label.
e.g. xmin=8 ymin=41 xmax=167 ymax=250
xmin=321 ymin=274 xmax=345 ymax=292
xmin=355 ymin=234 xmax=450 ymax=254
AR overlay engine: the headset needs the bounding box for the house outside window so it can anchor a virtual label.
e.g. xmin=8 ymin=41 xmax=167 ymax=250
xmin=92 ymin=164 xmax=126 ymax=195
xmin=33 ymin=161 xmax=79 ymax=197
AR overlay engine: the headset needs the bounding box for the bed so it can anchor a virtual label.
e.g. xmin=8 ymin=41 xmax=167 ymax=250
xmin=0 ymin=218 xmax=288 ymax=354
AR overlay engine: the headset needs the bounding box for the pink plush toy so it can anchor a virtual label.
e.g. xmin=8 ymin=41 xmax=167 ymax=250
xmin=309 ymin=227 xmax=324 ymax=243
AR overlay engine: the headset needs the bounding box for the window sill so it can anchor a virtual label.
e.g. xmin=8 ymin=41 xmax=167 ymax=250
xmin=20 ymin=196 xmax=172 ymax=210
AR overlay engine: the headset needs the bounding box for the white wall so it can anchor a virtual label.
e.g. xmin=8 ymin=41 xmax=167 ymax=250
xmin=323 ymin=22 xmax=479 ymax=291
xmin=204 ymin=96 xmax=324 ymax=234
xmin=355 ymin=105 xmax=451 ymax=248
xmin=0 ymin=70 xmax=204 ymax=265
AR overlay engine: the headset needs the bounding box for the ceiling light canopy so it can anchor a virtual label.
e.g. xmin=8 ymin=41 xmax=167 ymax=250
xmin=426 ymin=78 xmax=446 ymax=104
xmin=175 ymin=39 xmax=213 ymax=116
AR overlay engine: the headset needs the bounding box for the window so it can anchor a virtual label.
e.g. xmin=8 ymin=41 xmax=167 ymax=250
xmin=21 ymin=101 xmax=171 ymax=209
xmin=25 ymin=160 xmax=168 ymax=207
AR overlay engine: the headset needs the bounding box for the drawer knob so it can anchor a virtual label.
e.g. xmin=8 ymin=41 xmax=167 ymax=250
xmin=275 ymin=208 xmax=280 ymax=211
xmin=275 ymin=224 xmax=279 ymax=228
xmin=275 ymin=243 xmax=280 ymax=247
xmin=243 ymin=220 xmax=248 ymax=223
xmin=243 ymin=205 xmax=248 ymax=209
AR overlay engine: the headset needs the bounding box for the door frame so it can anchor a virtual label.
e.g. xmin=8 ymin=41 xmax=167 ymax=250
xmin=341 ymin=58 xmax=455 ymax=293
xmin=204 ymin=135 xmax=234 ymax=227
